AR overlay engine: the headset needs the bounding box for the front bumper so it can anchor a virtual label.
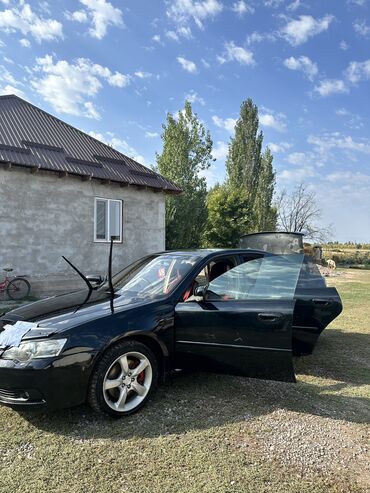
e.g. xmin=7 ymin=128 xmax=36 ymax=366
xmin=0 ymin=351 xmax=95 ymax=410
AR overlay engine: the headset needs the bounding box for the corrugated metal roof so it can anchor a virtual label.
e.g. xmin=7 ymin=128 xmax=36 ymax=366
xmin=0 ymin=95 xmax=181 ymax=193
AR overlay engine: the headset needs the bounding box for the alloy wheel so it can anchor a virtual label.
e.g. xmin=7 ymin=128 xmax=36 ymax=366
xmin=102 ymin=351 xmax=153 ymax=413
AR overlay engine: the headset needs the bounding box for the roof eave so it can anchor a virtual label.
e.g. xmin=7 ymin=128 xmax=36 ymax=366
xmin=0 ymin=160 xmax=182 ymax=194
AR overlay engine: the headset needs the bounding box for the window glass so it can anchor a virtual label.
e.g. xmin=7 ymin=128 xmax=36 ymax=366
xmin=94 ymin=198 xmax=122 ymax=242
xmin=117 ymin=254 xmax=200 ymax=302
xmin=109 ymin=200 xmax=121 ymax=241
xmin=206 ymin=254 xmax=304 ymax=301
xmin=96 ymin=199 xmax=107 ymax=240
xmin=296 ymin=257 xmax=326 ymax=289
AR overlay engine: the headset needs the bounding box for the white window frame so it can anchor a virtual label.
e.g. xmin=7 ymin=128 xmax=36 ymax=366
xmin=94 ymin=197 xmax=123 ymax=243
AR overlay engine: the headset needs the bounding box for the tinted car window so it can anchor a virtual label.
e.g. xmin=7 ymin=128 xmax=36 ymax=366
xmin=296 ymin=257 xmax=326 ymax=289
xmin=206 ymin=254 xmax=304 ymax=301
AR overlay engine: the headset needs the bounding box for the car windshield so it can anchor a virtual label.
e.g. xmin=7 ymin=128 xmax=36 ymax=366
xmin=116 ymin=254 xmax=200 ymax=302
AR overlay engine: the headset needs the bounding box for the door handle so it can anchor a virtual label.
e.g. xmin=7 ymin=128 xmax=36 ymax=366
xmin=258 ymin=313 xmax=283 ymax=322
xmin=312 ymin=299 xmax=331 ymax=306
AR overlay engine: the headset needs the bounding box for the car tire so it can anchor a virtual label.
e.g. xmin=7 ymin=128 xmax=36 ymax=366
xmin=88 ymin=340 xmax=158 ymax=418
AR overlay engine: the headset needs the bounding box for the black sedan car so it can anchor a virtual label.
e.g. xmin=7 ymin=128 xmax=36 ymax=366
xmin=0 ymin=248 xmax=342 ymax=417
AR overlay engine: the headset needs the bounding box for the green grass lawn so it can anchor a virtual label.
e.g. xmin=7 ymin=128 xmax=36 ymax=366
xmin=0 ymin=270 xmax=369 ymax=493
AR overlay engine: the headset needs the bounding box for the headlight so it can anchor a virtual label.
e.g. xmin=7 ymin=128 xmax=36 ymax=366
xmin=2 ymin=339 xmax=67 ymax=363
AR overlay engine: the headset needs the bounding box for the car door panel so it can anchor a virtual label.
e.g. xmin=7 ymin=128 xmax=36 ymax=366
xmin=293 ymin=287 xmax=342 ymax=353
xmin=174 ymin=253 xmax=304 ymax=382
xmin=175 ymin=299 xmax=296 ymax=382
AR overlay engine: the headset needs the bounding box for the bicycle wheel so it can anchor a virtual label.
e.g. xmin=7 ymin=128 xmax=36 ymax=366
xmin=7 ymin=278 xmax=31 ymax=300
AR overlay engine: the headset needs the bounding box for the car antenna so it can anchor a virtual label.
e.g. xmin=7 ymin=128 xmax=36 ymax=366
xmin=108 ymin=237 xmax=114 ymax=313
xmin=62 ymin=256 xmax=94 ymax=292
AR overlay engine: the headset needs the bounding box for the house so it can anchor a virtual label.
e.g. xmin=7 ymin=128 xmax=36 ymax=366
xmin=0 ymin=95 xmax=180 ymax=296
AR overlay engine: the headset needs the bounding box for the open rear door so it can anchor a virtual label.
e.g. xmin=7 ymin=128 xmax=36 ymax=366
xmin=175 ymin=254 xmax=304 ymax=382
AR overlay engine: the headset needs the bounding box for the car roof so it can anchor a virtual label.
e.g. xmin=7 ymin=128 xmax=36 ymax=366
xmin=157 ymin=248 xmax=268 ymax=259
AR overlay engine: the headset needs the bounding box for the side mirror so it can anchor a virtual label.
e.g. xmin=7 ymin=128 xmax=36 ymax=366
xmin=86 ymin=274 xmax=103 ymax=286
xmin=194 ymin=285 xmax=207 ymax=299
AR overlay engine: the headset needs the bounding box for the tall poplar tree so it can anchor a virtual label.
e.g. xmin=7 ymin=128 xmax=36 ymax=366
xmin=226 ymin=98 xmax=263 ymax=205
xmin=203 ymin=98 xmax=276 ymax=247
xmin=156 ymin=101 xmax=213 ymax=249
xmin=255 ymin=148 xmax=277 ymax=231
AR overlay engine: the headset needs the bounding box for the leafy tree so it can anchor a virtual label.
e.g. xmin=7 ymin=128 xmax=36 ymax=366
xmin=254 ymin=147 xmax=277 ymax=231
xmin=202 ymin=185 xmax=254 ymax=248
xmin=226 ymin=98 xmax=263 ymax=204
xmin=203 ymin=99 xmax=276 ymax=247
xmin=156 ymin=101 xmax=213 ymax=249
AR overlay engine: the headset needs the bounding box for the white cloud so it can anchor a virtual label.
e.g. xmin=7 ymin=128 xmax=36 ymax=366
xmin=335 ymin=108 xmax=349 ymax=116
xmin=68 ymin=0 xmax=123 ymax=40
xmin=152 ymin=34 xmax=162 ymax=43
xmin=145 ymin=131 xmax=159 ymax=138
xmin=83 ymin=101 xmax=100 ymax=119
xmin=212 ymin=141 xmax=229 ymax=160
xmin=260 ymin=111 xmax=287 ymax=132
xmin=177 ymin=26 xmax=192 ymax=38
xmin=264 ymin=0 xmax=284 ymax=7
xmin=279 ymin=164 xmax=316 ymax=182
xmin=65 ymin=10 xmax=88 ymax=23
xmin=31 ymin=55 xmax=130 ymax=119
xmin=134 ymin=71 xmax=152 ymax=79
xmin=177 ymin=56 xmax=197 ymax=73
xmin=218 ymin=41 xmax=255 ymax=65
xmin=167 ymin=0 xmax=223 ymax=29
xmin=212 ymin=115 xmax=237 ymax=133
xmin=340 ymin=40 xmax=349 ymax=50
xmin=166 ymin=26 xmax=193 ymax=42
xmin=268 ymin=141 xmax=292 ymax=153
xmin=335 ymin=108 xmax=364 ymax=129
xmin=308 ymin=133 xmax=370 ymax=155
xmin=347 ymin=0 xmax=367 ymax=6
xmin=185 ymin=90 xmax=205 ymax=105
xmin=286 ymin=151 xmax=311 ymax=165
xmin=287 ymin=0 xmax=302 ymax=11
xmin=0 ymin=2 xmax=63 ymax=42
xmin=281 ymin=14 xmax=334 ymax=46
xmin=0 ymin=64 xmax=20 ymax=86
xmin=0 ymin=65 xmax=24 ymax=97
xmin=88 ymin=131 xmax=145 ymax=163
xmin=246 ymin=30 xmax=277 ymax=45
xmin=353 ymin=19 xmax=370 ymax=37
xmin=326 ymin=171 xmax=370 ymax=184
xmin=280 ymin=151 xmax=318 ymax=182
xmin=283 ymin=55 xmax=318 ymax=80
xmin=0 ymin=84 xmax=25 ymax=98
xmin=345 ymin=59 xmax=370 ymax=84
xmin=314 ymin=79 xmax=348 ymax=97
xmin=19 ymin=38 xmax=30 ymax=47
xmin=231 ymin=1 xmax=255 ymax=16
xmin=166 ymin=30 xmax=179 ymax=41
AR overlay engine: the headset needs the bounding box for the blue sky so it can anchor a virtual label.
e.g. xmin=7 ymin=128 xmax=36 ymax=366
xmin=0 ymin=0 xmax=369 ymax=241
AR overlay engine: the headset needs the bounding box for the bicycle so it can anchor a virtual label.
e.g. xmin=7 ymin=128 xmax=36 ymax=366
xmin=0 ymin=267 xmax=31 ymax=301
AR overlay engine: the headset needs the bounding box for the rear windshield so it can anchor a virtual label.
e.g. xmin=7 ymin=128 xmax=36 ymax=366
xmin=240 ymin=233 xmax=304 ymax=254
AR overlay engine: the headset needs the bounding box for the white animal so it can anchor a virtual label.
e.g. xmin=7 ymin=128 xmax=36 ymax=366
xmin=327 ymin=259 xmax=336 ymax=270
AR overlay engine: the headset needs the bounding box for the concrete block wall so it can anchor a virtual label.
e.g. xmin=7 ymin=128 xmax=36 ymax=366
xmin=0 ymin=168 xmax=166 ymax=297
